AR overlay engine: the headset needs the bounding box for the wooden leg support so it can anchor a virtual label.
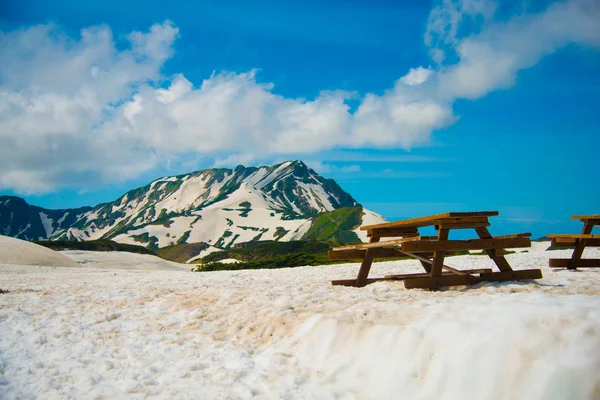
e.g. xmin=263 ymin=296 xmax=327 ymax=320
xmin=479 ymin=269 xmax=543 ymax=282
xmin=332 ymin=278 xmax=384 ymax=286
xmin=549 ymin=259 xmax=600 ymax=268
xmin=419 ymin=260 xmax=432 ymax=273
xmin=404 ymin=269 xmax=543 ymax=289
xmin=386 ymin=268 xmax=492 ymax=279
xmin=404 ymin=274 xmax=480 ymax=289
xmin=568 ymin=223 xmax=594 ymax=270
xmin=475 ymin=227 xmax=513 ymax=271
xmin=430 ymin=228 xmax=449 ymax=278
xmin=355 ymin=248 xmax=376 ymax=287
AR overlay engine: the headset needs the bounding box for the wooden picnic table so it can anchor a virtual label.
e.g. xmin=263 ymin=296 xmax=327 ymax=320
xmin=329 ymin=211 xmax=542 ymax=289
xmin=548 ymin=215 xmax=600 ymax=269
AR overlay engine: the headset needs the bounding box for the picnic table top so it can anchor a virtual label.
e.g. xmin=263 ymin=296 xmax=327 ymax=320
xmin=547 ymin=234 xmax=600 ymax=239
xmin=571 ymin=215 xmax=600 ymax=221
xmin=360 ymin=211 xmax=499 ymax=231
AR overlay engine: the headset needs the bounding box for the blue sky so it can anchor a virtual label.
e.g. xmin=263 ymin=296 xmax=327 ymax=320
xmin=1 ymin=0 xmax=599 ymax=237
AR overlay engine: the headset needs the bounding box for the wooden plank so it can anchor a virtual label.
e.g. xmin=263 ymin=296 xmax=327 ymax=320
xmin=547 ymin=234 xmax=600 ymax=239
xmin=571 ymin=215 xmax=600 ymax=220
xmin=549 ymin=259 xmax=600 ymax=268
xmin=479 ymin=269 xmax=543 ymax=282
xmin=360 ymin=211 xmax=499 ymax=231
xmin=490 ymin=232 xmax=532 ymax=239
xmin=551 ymin=238 xmax=574 ymax=247
xmin=385 ymin=268 xmax=492 ymax=279
xmin=434 ymin=217 xmax=490 ymax=225
xmin=395 ymin=249 xmax=465 ymax=275
xmin=331 ymin=278 xmax=384 ymax=286
xmin=404 ymin=274 xmax=480 ymax=289
xmin=367 ymin=228 xmax=418 ymax=238
xmin=401 ymin=237 xmax=531 ymax=253
xmin=437 ymin=221 xmax=490 ymax=229
xmin=328 ymin=248 xmax=404 ymax=260
xmin=332 ymin=236 xmax=424 ymax=251
xmin=551 ymin=237 xmax=600 ymax=247
xmin=334 ymin=268 xmax=495 ymax=287
xmin=385 ymin=272 xmax=433 ymax=280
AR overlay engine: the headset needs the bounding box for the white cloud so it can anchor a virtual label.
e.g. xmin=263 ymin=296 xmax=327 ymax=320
xmin=0 ymin=21 xmax=178 ymax=193
xmin=399 ymin=67 xmax=433 ymax=86
xmin=431 ymin=0 xmax=600 ymax=99
xmin=1 ymin=0 xmax=599 ymax=193
xmin=0 ymin=24 xmax=451 ymax=193
xmin=425 ymin=0 xmax=498 ymax=63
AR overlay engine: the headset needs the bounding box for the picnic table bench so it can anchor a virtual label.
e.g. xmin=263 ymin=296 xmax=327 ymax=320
xmin=548 ymin=215 xmax=600 ymax=269
xmin=329 ymin=211 xmax=542 ymax=289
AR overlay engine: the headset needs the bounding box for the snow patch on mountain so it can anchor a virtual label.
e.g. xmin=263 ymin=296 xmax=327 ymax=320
xmin=39 ymin=212 xmax=54 ymax=238
xmin=113 ymin=184 xmax=313 ymax=249
xmin=1 ymin=161 xmax=375 ymax=249
xmin=252 ymin=161 xmax=293 ymax=189
xmin=354 ymin=209 xmax=387 ymax=242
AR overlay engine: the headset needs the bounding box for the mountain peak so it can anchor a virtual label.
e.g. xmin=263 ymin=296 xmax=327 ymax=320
xmin=0 ymin=160 xmax=370 ymax=247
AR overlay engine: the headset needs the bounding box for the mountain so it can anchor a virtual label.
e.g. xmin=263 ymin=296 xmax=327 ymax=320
xmin=0 ymin=196 xmax=90 ymax=240
xmin=0 ymin=161 xmax=386 ymax=253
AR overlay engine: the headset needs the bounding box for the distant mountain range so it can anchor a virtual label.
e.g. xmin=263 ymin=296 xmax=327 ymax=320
xmin=0 ymin=161 xmax=385 ymax=255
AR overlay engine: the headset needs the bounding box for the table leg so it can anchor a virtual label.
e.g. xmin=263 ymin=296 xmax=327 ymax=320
xmin=475 ymin=227 xmax=513 ymax=272
xmin=568 ymin=222 xmax=594 ymax=270
xmin=420 ymin=260 xmax=432 ymax=273
xmin=430 ymin=228 xmax=449 ymax=278
xmin=356 ymin=237 xmax=380 ymax=287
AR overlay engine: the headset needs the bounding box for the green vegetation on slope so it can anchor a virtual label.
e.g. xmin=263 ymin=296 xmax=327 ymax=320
xmin=34 ymin=239 xmax=155 ymax=255
xmin=177 ymin=230 xmax=191 ymax=245
xmin=201 ymin=240 xmax=330 ymax=263
xmin=130 ymin=232 xmax=159 ymax=250
xmin=301 ymin=206 xmax=363 ymax=245
xmin=192 ymin=252 xmax=329 ymax=272
xmin=155 ymin=242 xmax=209 ymax=263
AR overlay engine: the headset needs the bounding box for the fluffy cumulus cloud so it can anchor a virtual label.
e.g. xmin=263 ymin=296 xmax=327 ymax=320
xmin=1 ymin=0 xmax=599 ymax=193
xmin=0 ymin=21 xmax=179 ymax=192
xmin=433 ymin=0 xmax=600 ymax=99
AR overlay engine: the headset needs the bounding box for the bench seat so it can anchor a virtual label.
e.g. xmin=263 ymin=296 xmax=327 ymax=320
xmin=549 ymin=259 xmax=600 ymax=268
xmin=329 ymin=234 xmax=531 ymax=260
xmin=547 ymin=234 xmax=600 ymax=247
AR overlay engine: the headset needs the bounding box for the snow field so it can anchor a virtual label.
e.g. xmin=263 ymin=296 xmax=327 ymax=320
xmin=1 ymin=247 xmax=599 ymax=399
xmin=61 ymin=250 xmax=190 ymax=271
xmin=0 ymin=235 xmax=79 ymax=268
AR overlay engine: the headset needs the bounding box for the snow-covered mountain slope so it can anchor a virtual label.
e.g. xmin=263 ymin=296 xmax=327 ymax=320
xmin=0 ymin=196 xmax=90 ymax=241
xmin=0 ymin=161 xmax=387 ymax=249
xmin=111 ymin=182 xmax=315 ymax=249
xmin=353 ymin=209 xmax=387 ymax=242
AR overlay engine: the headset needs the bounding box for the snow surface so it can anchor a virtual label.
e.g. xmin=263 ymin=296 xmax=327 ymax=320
xmin=61 ymin=250 xmax=190 ymax=271
xmin=1 ymin=244 xmax=599 ymax=399
xmin=0 ymin=235 xmax=79 ymax=268
xmin=354 ymin=209 xmax=387 ymax=242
